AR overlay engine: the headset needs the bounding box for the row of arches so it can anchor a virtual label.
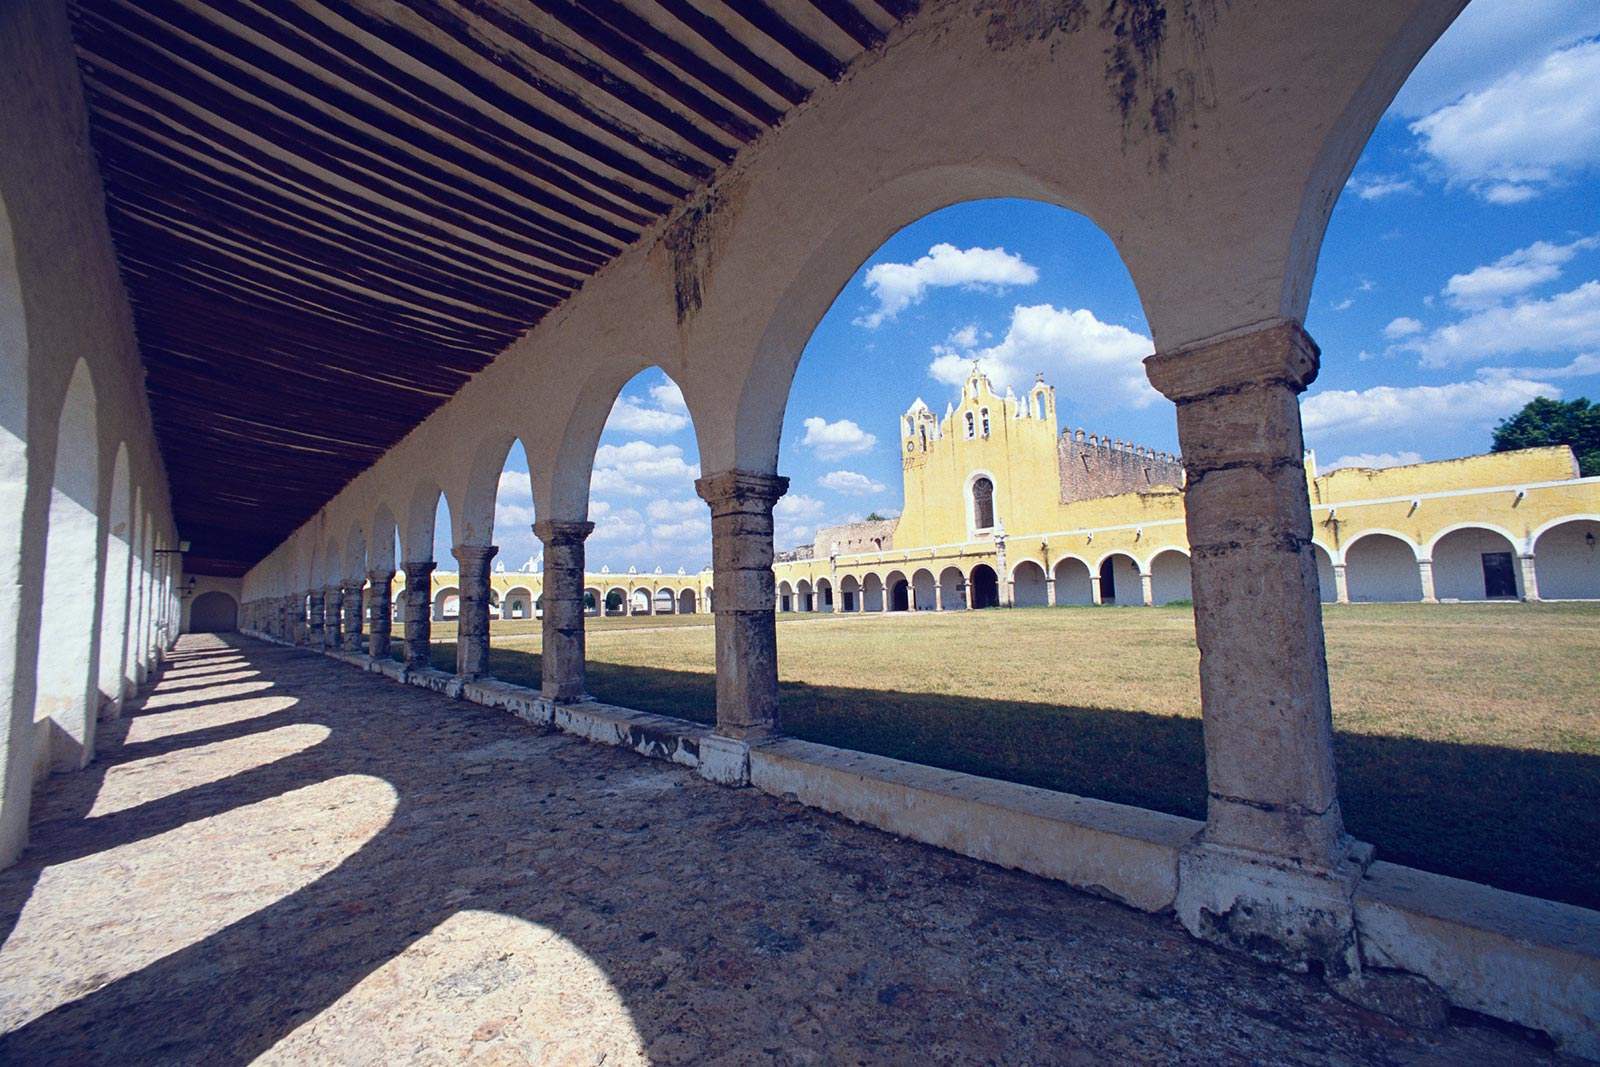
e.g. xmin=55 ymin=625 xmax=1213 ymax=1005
xmin=424 ymin=585 xmax=707 ymax=621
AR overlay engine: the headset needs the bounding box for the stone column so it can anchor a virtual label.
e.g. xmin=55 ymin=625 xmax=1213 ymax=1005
xmin=1140 ymin=571 xmax=1154 ymax=607
xmin=282 ymin=594 xmax=299 ymax=642
xmin=322 ymin=585 xmax=342 ymax=649
xmin=1331 ymin=562 xmax=1350 ymax=604
xmin=1146 ymin=320 xmax=1369 ymax=979
xmin=1417 ymin=557 xmax=1437 ymax=603
xmin=1089 ymin=575 xmax=1103 ymax=605
xmin=453 ymin=544 xmax=497 ymax=680
xmin=695 ymin=470 xmax=788 ymax=784
xmin=366 ymin=569 xmax=395 ymax=659
xmin=402 ymin=561 xmax=435 ymax=672
xmin=994 ymin=535 xmax=1010 ymax=607
xmin=535 ymin=520 xmax=594 ymax=702
xmin=1046 ymin=577 xmax=1057 ymax=607
xmin=307 ymin=590 xmax=324 ymax=646
xmin=1519 ymin=554 xmax=1539 ymax=601
xmin=341 ymin=580 xmax=364 ymax=652
xmin=934 ymin=584 xmax=944 ymax=611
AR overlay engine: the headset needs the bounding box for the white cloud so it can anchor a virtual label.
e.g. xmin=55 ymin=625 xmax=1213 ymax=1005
xmin=1348 ymin=175 xmax=1417 ymax=201
xmin=1484 ymin=352 xmax=1600 ymax=380
xmin=649 ymin=379 xmax=688 ymax=414
xmin=928 ymin=303 xmax=1159 ymax=411
xmin=590 ymin=506 xmax=645 ymax=543
xmin=947 ymin=323 xmax=981 ymax=348
xmin=1324 ymin=451 xmax=1424 ymax=472
xmin=645 ymin=497 xmax=702 ymax=522
xmin=855 ymin=244 xmax=1038 ymax=328
xmin=1383 ymin=317 xmax=1425 ymax=339
xmin=590 ymin=441 xmax=700 ymax=496
xmin=496 ymin=469 xmax=532 ymax=504
xmin=1403 ymin=281 xmax=1600 ymax=367
xmin=818 ymin=470 xmax=887 ymax=495
xmin=605 ymin=394 xmax=691 ymax=435
xmin=651 ymin=517 xmax=709 ymax=543
xmin=775 ymin=494 xmax=826 ymax=522
xmin=801 ymin=417 xmax=876 ymax=461
xmin=1331 ymin=297 xmax=1354 ymax=311
xmin=1443 ymin=235 xmax=1599 ymax=309
xmin=1410 ymin=39 xmax=1600 ymax=202
xmin=1302 ymin=377 xmax=1559 ymax=438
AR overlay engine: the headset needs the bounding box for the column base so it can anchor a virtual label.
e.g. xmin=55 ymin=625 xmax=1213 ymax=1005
xmin=697 ymin=733 xmax=754 ymax=787
xmin=1175 ymin=835 xmax=1374 ymax=982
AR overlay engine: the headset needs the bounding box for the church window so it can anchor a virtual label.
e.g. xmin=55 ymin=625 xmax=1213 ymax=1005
xmin=980 ymin=408 xmax=991 ymax=437
xmin=972 ymin=476 xmax=994 ymax=530
xmin=964 ymin=412 xmax=975 ymax=439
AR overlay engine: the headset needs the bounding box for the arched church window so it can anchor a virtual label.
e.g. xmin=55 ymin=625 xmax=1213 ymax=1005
xmin=980 ymin=408 xmax=991 ymax=437
xmin=972 ymin=476 xmax=994 ymax=530
xmin=964 ymin=412 xmax=975 ymax=439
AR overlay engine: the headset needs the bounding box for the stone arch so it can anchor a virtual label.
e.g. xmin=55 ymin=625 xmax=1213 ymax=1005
xmin=189 ymin=591 xmax=239 ymax=633
xmin=0 ymin=189 xmax=29 ymax=861
xmin=403 ymin=482 xmax=447 ymax=566
xmin=96 ymin=443 xmax=133 ymax=716
xmin=583 ymin=586 xmax=602 ymax=617
xmin=35 ymin=358 xmax=101 ymax=773
xmin=1011 ymin=559 xmax=1048 ymax=607
xmin=967 ymin=563 xmax=999 ymax=610
xmin=629 ymin=588 xmax=651 ymax=615
xmin=654 ymin=587 xmax=677 ymax=614
xmin=1430 ymin=526 xmax=1522 ymax=601
xmin=813 ymin=576 xmax=832 ymax=613
xmin=1148 ymin=549 xmax=1192 ymax=606
xmin=1096 ymin=552 xmax=1141 ymax=606
xmin=777 ymin=579 xmax=794 ymax=613
xmin=455 ymin=431 xmax=525 ymax=551
xmin=433 ymin=586 xmax=460 ymax=621
xmin=677 ymin=588 xmax=697 ymax=614
xmin=604 ymin=587 xmax=627 ymax=615
xmin=884 ymin=569 xmax=910 ymax=612
xmin=911 ymin=568 xmax=936 ymax=611
xmin=1054 ymin=557 xmax=1093 ymax=606
xmin=839 ymin=573 xmax=861 ymax=612
xmin=502 ymin=586 xmax=534 ymax=620
xmin=1344 ymin=531 xmax=1423 ymax=603
xmin=1311 ymin=542 xmax=1338 ymax=605
xmin=935 ymin=566 xmax=964 ymax=611
xmin=862 ymin=572 xmax=885 ymax=613
xmin=969 ymin=472 xmax=996 ymax=532
xmin=369 ymin=503 xmax=398 ymax=574
xmin=344 ymin=520 xmax=368 ymax=583
xmin=1532 ymin=518 xmax=1600 ymax=600
xmin=795 ymin=578 xmax=813 ymax=612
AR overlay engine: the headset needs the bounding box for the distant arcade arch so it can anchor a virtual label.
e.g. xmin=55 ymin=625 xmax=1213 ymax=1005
xmin=1534 ymin=519 xmax=1600 ymax=599
xmin=968 ymin=564 xmax=999 ymax=609
xmin=1345 ymin=533 xmax=1422 ymax=603
xmin=189 ymin=591 xmax=239 ymax=633
xmin=1011 ymin=561 xmax=1047 ymax=607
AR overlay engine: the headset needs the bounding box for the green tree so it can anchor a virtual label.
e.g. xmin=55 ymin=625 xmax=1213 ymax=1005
xmin=865 ymin=511 xmax=887 ymax=521
xmin=1491 ymin=397 xmax=1600 ymax=477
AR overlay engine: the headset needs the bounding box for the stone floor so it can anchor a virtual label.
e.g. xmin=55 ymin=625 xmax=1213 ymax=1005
xmin=0 ymin=634 xmax=1579 ymax=1066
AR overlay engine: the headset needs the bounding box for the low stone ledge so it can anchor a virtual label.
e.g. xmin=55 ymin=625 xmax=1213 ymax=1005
xmin=551 ymin=701 xmax=708 ymax=768
xmin=462 ymin=679 xmax=549 ymax=726
xmin=748 ymin=738 xmax=1196 ymax=914
xmin=1355 ymin=861 xmax=1600 ymax=1059
xmin=407 ymin=668 xmax=462 ymax=699
xmin=368 ymin=659 xmax=407 ymax=683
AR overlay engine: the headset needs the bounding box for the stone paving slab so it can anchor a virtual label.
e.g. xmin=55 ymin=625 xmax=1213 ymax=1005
xmin=0 ymin=634 xmax=1578 ymax=1066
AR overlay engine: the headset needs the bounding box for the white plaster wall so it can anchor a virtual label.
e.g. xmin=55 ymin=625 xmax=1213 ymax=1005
xmin=1054 ymin=559 xmax=1094 ymax=606
xmin=1313 ymin=544 xmax=1338 ymax=604
xmin=1149 ymin=551 xmax=1193 ymax=606
xmin=1012 ymin=561 xmax=1048 ymax=607
xmin=1533 ymin=520 xmax=1600 ymax=600
xmin=1345 ymin=535 xmax=1423 ymax=603
xmin=181 ymin=577 xmax=244 ymax=634
xmin=1431 ymin=527 xmax=1519 ymax=601
xmin=1100 ymin=555 xmax=1142 ymax=605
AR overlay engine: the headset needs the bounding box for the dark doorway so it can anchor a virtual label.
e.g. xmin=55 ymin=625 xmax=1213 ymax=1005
xmin=1099 ymin=558 xmax=1117 ymax=603
xmin=890 ymin=580 xmax=909 ymax=612
xmin=969 ymin=564 xmax=999 ymax=609
xmin=189 ymin=590 xmax=238 ymax=633
xmin=1481 ymin=552 xmax=1517 ymax=599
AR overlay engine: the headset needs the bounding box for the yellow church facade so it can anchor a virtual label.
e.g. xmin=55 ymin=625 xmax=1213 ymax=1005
xmin=772 ymin=368 xmax=1600 ymax=613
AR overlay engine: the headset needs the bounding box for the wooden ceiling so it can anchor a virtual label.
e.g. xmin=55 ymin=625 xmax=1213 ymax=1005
xmin=68 ymin=0 xmax=915 ymax=575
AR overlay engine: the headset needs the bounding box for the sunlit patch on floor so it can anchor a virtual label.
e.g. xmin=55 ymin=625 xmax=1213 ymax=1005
xmin=87 ymin=723 xmax=331 ymax=818
xmin=255 ymin=909 xmax=647 ymax=1067
xmin=121 ymin=695 xmax=300 ymax=745
xmin=0 ymin=774 xmax=396 ymax=1030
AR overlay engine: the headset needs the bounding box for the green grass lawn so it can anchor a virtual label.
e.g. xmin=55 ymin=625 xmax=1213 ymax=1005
xmin=408 ymin=602 xmax=1600 ymax=910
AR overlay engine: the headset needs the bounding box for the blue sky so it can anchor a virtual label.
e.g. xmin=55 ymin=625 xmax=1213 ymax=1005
xmin=473 ymin=0 xmax=1600 ymax=575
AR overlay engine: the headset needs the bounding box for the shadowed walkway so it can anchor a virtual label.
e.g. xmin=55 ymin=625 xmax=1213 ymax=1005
xmin=0 ymin=635 xmax=1574 ymax=1066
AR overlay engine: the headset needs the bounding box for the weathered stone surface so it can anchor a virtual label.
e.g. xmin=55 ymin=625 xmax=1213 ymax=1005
xmin=366 ymin=569 xmax=394 ymax=661
xmin=400 ymin=561 xmax=435 ymax=672
xmin=452 ymin=545 xmax=497 ymax=681
xmin=0 ymin=635 xmax=1568 ymax=1066
xmin=534 ymin=521 xmax=594 ymax=703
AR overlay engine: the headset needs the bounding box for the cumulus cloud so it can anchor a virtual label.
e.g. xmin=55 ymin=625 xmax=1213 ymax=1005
xmin=1302 ymin=377 xmax=1558 ymax=438
xmin=1348 ymin=175 xmax=1417 ymax=201
xmin=775 ymin=494 xmax=826 ymax=522
xmin=645 ymin=497 xmax=702 ymax=522
xmin=494 ymin=470 xmax=536 ymax=548
xmin=1443 ymin=235 xmax=1599 ymax=309
xmin=605 ymin=389 xmax=691 ymax=434
xmin=1402 ymin=281 xmax=1600 ymax=367
xmin=801 ymin=417 xmax=877 ymax=461
xmin=819 ymin=470 xmax=887 ymax=495
xmin=649 ymin=379 xmax=688 ymax=414
xmin=928 ymin=303 xmax=1159 ymax=411
xmin=1324 ymin=451 xmax=1424 ymax=472
xmin=855 ymin=244 xmax=1038 ymax=328
xmin=1484 ymin=352 xmax=1600 ymax=380
xmin=590 ymin=506 xmax=645 ymax=543
xmin=590 ymin=441 xmax=700 ymax=496
xmin=1383 ymin=317 xmax=1425 ymax=339
xmin=1409 ymin=39 xmax=1600 ymax=203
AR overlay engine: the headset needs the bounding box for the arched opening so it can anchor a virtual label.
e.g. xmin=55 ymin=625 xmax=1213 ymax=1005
xmin=1431 ymin=527 xmax=1521 ymax=601
xmin=1312 ymin=543 xmax=1338 ymax=604
xmin=971 ymin=475 xmax=995 ymax=531
xmin=796 ymin=579 xmax=813 ymax=612
xmin=96 ymin=444 xmax=132 ymax=714
xmin=885 ymin=571 xmax=909 ymax=612
xmin=629 ymin=589 xmax=651 ymax=615
xmin=911 ymin=569 xmax=936 ymax=611
xmin=1148 ymin=550 xmax=1192 ymax=606
xmin=34 ymin=360 xmax=101 ymax=773
xmin=605 ymin=588 xmax=626 ymax=616
xmin=433 ymin=587 xmax=460 ymax=621
xmin=938 ymin=566 xmax=966 ymax=610
xmin=777 ymin=580 xmax=794 ymax=613
xmin=814 ymin=577 xmax=833 ymax=613
xmin=1344 ymin=534 xmax=1423 ymax=603
xmin=840 ymin=575 xmax=862 ymax=612
xmin=584 ymin=588 xmax=602 ymax=616
xmin=0 ymin=193 xmax=32 ymax=856
xmin=1097 ymin=554 xmax=1140 ymax=605
xmin=189 ymin=591 xmax=239 ymax=633
xmin=968 ymin=564 xmax=999 ymax=609
xmin=862 ymin=573 xmax=886 ymax=612
xmin=1053 ymin=558 xmax=1093 ymax=605
xmin=1533 ymin=519 xmax=1600 ymax=599
xmin=677 ymin=588 xmax=697 ymax=614
xmin=653 ymin=588 xmax=676 ymax=614
xmin=1011 ymin=560 xmax=1047 ymax=607
xmin=493 ymin=440 xmax=539 ymax=579
xmin=502 ymin=587 xmax=533 ymax=620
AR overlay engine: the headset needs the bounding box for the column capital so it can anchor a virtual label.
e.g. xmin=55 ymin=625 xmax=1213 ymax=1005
xmin=400 ymin=559 xmax=437 ymax=575
xmin=1144 ymin=319 xmax=1319 ymax=403
xmin=533 ymin=519 xmax=595 ymax=547
xmin=341 ymin=577 xmax=364 ymax=593
xmin=452 ymin=543 xmax=499 ymax=567
xmin=695 ymin=469 xmax=789 ymax=512
xmin=367 ymin=567 xmax=396 ymax=584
